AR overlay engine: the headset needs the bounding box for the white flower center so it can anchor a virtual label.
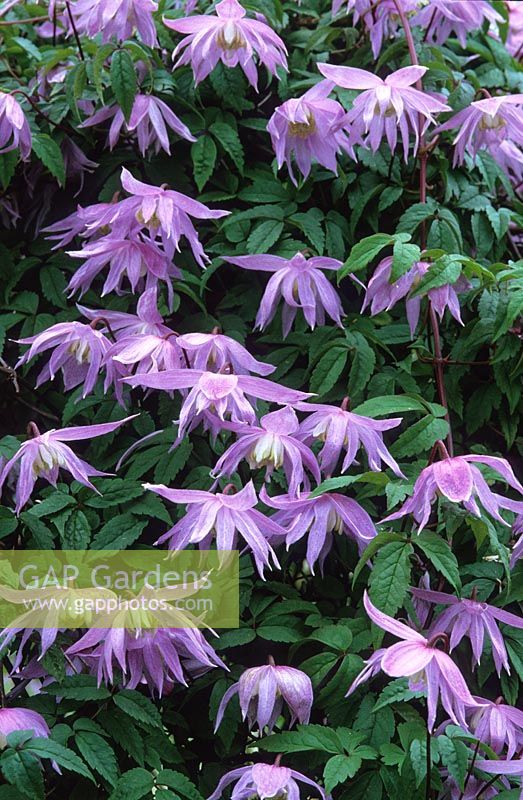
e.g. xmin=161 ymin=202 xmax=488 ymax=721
xmin=217 ymin=21 xmax=246 ymax=51
xmin=33 ymin=443 xmax=67 ymax=477
xmin=68 ymin=338 xmax=91 ymax=364
xmin=249 ymin=434 xmax=284 ymax=469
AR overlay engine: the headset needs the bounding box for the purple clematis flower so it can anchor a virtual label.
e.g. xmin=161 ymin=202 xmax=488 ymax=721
xmin=212 ymin=406 xmax=321 ymax=496
xmin=435 ymin=95 xmax=523 ymax=178
xmin=215 ymin=660 xmax=313 ymax=732
xmin=317 ymin=64 xmax=450 ymax=160
xmin=411 ymin=587 xmax=523 ymax=675
xmin=474 ymin=757 xmax=523 ymax=780
xmin=207 ymin=762 xmax=327 ymax=800
xmin=177 ymin=331 xmax=275 ymax=376
xmin=118 ymin=168 xmax=229 ymax=267
xmin=413 ymin=0 xmax=502 ymax=48
xmin=348 ymin=592 xmax=484 ymax=731
xmin=0 ymin=92 xmax=32 ymax=160
xmin=67 ymin=627 xmax=224 ymax=695
xmin=267 ymin=80 xmax=351 ymax=184
xmin=331 ymin=0 xmax=422 ymax=60
xmin=507 ymin=1 xmax=523 ymax=59
xmin=44 ymin=199 xmax=125 ymax=250
xmin=361 ymin=256 xmax=470 ymax=337
xmin=468 ymin=696 xmax=523 ymax=758
xmin=383 ymin=448 xmax=523 ymax=532
xmin=105 ymin=331 xmax=182 ymax=376
xmin=261 ymin=487 xmax=377 ymax=573
xmin=123 ymin=368 xmax=312 ymax=440
xmin=145 ymin=481 xmax=283 ymax=578
xmin=78 ymin=287 xmax=172 ymax=340
xmin=296 ymin=399 xmax=403 ymax=478
xmin=164 ymin=0 xmax=288 ymax=90
xmin=80 ymin=94 xmax=195 ymax=155
xmin=69 ymin=0 xmax=159 ymax=45
xmin=0 ymin=707 xmax=50 ymax=748
xmin=511 ymin=514 xmax=523 ymax=567
xmin=0 ymin=417 xmax=136 ymax=514
xmin=15 ymin=321 xmax=125 ymax=401
xmin=225 ymin=252 xmax=344 ymax=337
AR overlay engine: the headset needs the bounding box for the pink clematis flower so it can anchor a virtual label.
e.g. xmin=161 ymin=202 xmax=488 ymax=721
xmin=361 ymin=256 xmax=470 ymax=337
xmin=80 ymin=94 xmax=195 ymax=156
xmin=44 ymin=199 xmax=125 ymax=249
xmin=67 ymin=627 xmax=224 ymax=694
xmin=212 ymin=406 xmax=321 ymax=496
xmin=267 ymin=80 xmax=351 ymax=184
xmin=411 ymin=587 xmax=523 ymax=675
xmin=474 ymin=758 xmax=523 ymax=781
xmin=177 ymin=331 xmax=275 ymax=376
xmin=225 ymin=252 xmax=344 ymax=337
xmin=261 ymin=487 xmax=377 ymax=573
xmin=215 ymin=660 xmax=313 ymax=732
xmin=468 ymin=697 xmax=523 ymax=758
xmin=348 ymin=592 xmax=484 ymax=731
xmin=413 ymin=0 xmax=502 ymax=48
xmin=435 ymin=95 xmax=523 ymax=179
xmin=0 ymin=92 xmax=32 ymax=160
xmin=0 ymin=417 xmax=136 ymax=514
xmin=123 ymin=369 xmax=312 ymax=440
xmin=15 ymin=321 xmax=125 ymax=401
xmin=296 ymin=399 xmax=403 ymax=478
xmin=164 ymin=0 xmax=288 ymax=90
xmin=145 ymin=481 xmax=284 ymax=577
xmin=317 ymin=64 xmax=450 ymax=160
xmin=332 ymin=0 xmax=422 ymax=60
xmin=0 ymin=707 xmax=50 ymax=748
xmin=78 ymin=287 xmax=172 ymax=339
xmin=105 ymin=332 xmax=182 ymax=376
xmin=207 ymin=762 xmax=327 ymax=800
xmin=69 ymin=0 xmax=159 ymax=45
xmin=383 ymin=448 xmax=523 ymax=532
xmin=507 ymin=1 xmax=523 ymax=59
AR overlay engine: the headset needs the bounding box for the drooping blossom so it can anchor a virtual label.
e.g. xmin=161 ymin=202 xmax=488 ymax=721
xmin=331 ymin=0 xmax=422 ymax=60
xmin=383 ymin=448 xmax=523 ymax=532
xmin=44 ymin=199 xmax=123 ymax=249
xmin=0 ymin=92 xmax=32 ymax=160
xmin=69 ymin=0 xmax=159 ymax=45
xmin=0 ymin=707 xmax=50 ymax=748
xmin=261 ymin=487 xmax=377 ymax=573
xmin=215 ymin=660 xmax=313 ymax=732
xmin=66 ymin=627 xmax=224 ymax=695
xmin=105 ymin=330 xmax=182 ymax=376
xmin=225 ymin=252 xmax=344 ymax=337
xmin=411 ymin=587 xmax=523 ymax=675
xmin=207 ymin=762 xmax=327 ymax=800
xmin=164 ymin=0 xmax=288 ymax=90
xmin=317 ymin=64 xmax=450 ymax=160
xmin=435 ymin=95 xmax=523 ymax=180
xmin=361 ymin=256 xmax=470 ymax=337
xmin=61 ymin=137 xmax=98 ymax=195
xmin=507 ymin=1 xmax=523 ymax=59
xmin=177 ymin=331 xmax=275 ymax=376
xmin=468 ymin=697 xmax=523 ymax=758
xmin=441 ymin=775 xmax=499 ymax=800
xmin=80 ymin=94 xmax=195 ymax=156
xmin=212 ymin=407 xmax=321 ymax=496
xmin=78 ymin=287 xmax=172 ymax=339
xmin=145 ymin=481 xmax=284 ymax=577
xmin=474 ymin=758 xmax=523 ymax=781
xmin=347 ymin=592 xmax=484 ymax=731
xmin=0 ymin=417 xmax=136 ymax=514
xmin=15 ymin=321 xmax=125 ymax=401
xmin=123 ymin=369 xmax=312 ymax=440
xmin=413 ymin=0 xmax=502 ymax=48
xmin=267 ymin=80 xmax=351 ymax=184
xmin=511 ymin=514 xmax=523 ymax=568
xmin=296 ymin=399 xmax=403 ymax=478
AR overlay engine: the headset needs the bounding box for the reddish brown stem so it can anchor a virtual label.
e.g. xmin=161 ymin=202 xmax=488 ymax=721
xmin=0 ymin=15 xmax=48 ymax=25
xmin=27 ymin=422 xmax=41 ymax=438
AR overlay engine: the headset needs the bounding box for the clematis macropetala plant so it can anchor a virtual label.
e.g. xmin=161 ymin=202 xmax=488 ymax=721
xmin=0 ymin=417 xmax=136 ymax=514
xmin=225 ymin=252 xmax=344 ymax=337
xmin=145 ymin=481 xmax=284 ymax=577
xmin=215 ymin=659 xmax=313 ymax=732
xmin=383 ymin=444 xmax=523 ymax=531
xmin=347 ymin=592 xmax=484 ymax=731
xmin=317 ymin=64 xmax=450 ymax=160
xmin=164 ymin=0 xmax=288 ymax=90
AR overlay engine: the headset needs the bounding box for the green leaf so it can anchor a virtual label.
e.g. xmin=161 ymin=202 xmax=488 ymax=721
xmin=156 ymin=770 xmax=204 ymax=800
xmin=113 ymin=689 xmax=163 ymax=729
xmin=76 ymin=732 xmax=119 ymax=786
xmin=65 ymin=62 xmax=87 ymax=117
xmin=347 ymin=331 xmax=375 ymax=397
xmin=258 ymin=724 xmax=344 ymax=754
xmin=391 ymin=238 xmax=421 ymax=281
xmin=209 ymin=121 xmax=244 ymax=174
xmin=40 ymin=265 xmax=67 ymax=309
xmin=108 ymin=768 xmax=154 ymax=800
xmin=86 ymin=479 xmax=144 ymax=508
xmin=414 ymin=531 xmax=461 ymax=590
xmin=28 ymin=493 xmax=76 ymax=518
xmin=45 ymin=675 xmax=112 ymax=701
xmin=25 ymin=738 xmax=93 ymax=781
xmin=32 ymin=134 xmax=65 ymax=186
xmin=247 ymin=219 xmax=283 ymax=253
xmin=339 ymin=233 xmax=394 ymax=278
xmin=410 ymin=255 xmax=462 ymax=298
xmin=369 ymin=541 xmax=413 ymax=618
xmin=191 ymin=136 xmax=217 ymax=191
xmin=61 ymin=509 xmax=91 ymax=549
xmin=0 ymin=151 xmax=18 ymax=189
xmin=352 ymin=531 xmax=409 ymax=586
xmin=437 ymin=736 xmax=468 ymax=791
xmin=110 ymin=49 xmax=137 ymax=121
xmin=310 ymin=346 xmax=348 ymax=395
xmin=392 ymin=416 xmax=449 ymax=458
xmin=352 ymin=395 xmax=427 ymax=416
xmin=90 ymin=514 xmax=146 ymax=549
xmin=324 ymin=754 xmax=361 ymax=791
xmin=1 ymin=749 xmax=43 ymax=800
xmin=308 ymin=624 xmax=352 ymax=652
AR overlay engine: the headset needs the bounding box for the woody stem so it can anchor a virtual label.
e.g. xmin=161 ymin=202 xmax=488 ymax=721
xmin=392 ymin=0 xmax=453 ymax=457
xmin=64 ymin=1 xmax=84 ymax=60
